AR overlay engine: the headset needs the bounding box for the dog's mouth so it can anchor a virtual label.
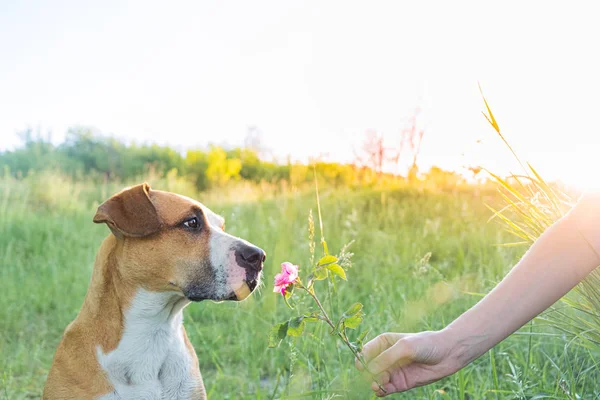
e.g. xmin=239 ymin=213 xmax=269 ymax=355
xmin=247 ymin=277 xmax=259 ymax=292
xmin=230 ymin=273 xmax=261 ymax=301
xmin=184 ymin=270 xmax=262 ymax=302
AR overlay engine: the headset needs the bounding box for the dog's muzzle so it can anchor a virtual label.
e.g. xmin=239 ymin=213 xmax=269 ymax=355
xmin=234 ymin=243 xmax=265 ymax=297
xmin=235 ymin=244 xmax=266 ymax=273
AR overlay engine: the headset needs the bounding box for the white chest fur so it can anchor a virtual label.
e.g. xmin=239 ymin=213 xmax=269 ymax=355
xmin=96 ymin=289 xmax=202 ymax=400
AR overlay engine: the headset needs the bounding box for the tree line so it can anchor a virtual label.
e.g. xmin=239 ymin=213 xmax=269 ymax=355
xmin=1 ymin=126 xmax=409 ymax=190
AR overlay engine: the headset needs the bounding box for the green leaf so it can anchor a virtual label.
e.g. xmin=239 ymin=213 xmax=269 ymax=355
xmin=303 ymin=313 xmax=320 ymax=323
xmin=335 ymin=303 xmax=364 ymax=333
xmin=287 ymin=316 xmax=306 ymax=337
xmin=317 ymin=255 xmax=338 ymax=266
xmin=343 ymin=302 xmax=363 ymax=318
xmin=356 ymin=329 xmax=371 ymax=352
xmin=357 ymin=329 xmax=370 ymax=344
xmin=313 ymin=267 xmax=328 ymax=281
xmin=268 ymin=322 xmax=289 ymax=348
xmin=344 ymin=311 xmax=364 ymax=329
xmin=326 ymin=263 xmax=346 ymax=280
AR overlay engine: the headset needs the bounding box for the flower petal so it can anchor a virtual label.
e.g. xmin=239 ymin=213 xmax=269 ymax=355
xmin=274 ymin=273 xmax=288 ymax=286
xmin=283 ymin=262 xmax=297 ymax=275
xmin=281 ymin=262 xmax=299 ymax=282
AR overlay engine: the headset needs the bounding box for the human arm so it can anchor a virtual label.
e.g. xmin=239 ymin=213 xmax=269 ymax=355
xmin=358 ymin=193 xmax=600 ymax=396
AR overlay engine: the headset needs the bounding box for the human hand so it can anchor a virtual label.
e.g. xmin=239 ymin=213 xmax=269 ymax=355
xmin=356 ymin=330 xmax=460 ymax=396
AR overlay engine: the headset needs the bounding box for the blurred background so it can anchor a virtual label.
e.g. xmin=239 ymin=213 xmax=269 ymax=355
xmin=2 ymin=1 xmax=600 ymax=399
xmin=2 ymin=1 xmax=599 ymax=188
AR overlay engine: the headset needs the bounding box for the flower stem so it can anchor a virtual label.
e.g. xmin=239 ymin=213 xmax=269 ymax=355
xmin=303 ymin=286 xmax=335 ymax=329
xmin=298 ymin=285 xmax=386 ymax=393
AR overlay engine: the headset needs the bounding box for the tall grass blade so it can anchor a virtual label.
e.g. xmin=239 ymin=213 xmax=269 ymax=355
xmin=479 ymin=83 xmax=530 ymax=177
xmin=480 ymin=87 xmax=600 ymax=352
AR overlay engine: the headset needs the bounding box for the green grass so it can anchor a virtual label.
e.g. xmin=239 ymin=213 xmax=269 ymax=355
xmin=1 ymin=176 xmax=600 ymax=399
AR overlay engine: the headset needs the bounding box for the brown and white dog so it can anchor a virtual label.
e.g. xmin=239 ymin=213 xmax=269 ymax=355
xmin=43 ymin=183 xmax=265 ymax=399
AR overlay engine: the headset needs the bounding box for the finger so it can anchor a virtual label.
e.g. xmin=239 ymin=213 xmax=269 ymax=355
xmin=371 ymin=381 xmax=382 ymax=392
xmin=360 ymin=336 xmax=389 ymax=366
xmin=361 ymin=333 xmax=405 ymax=365
xmin=368 ymin=338 xmax=415 ymax=375
xmin=376 ymin=370 xmax=391 ymax=385
xmin=374 ymin=382 xmax=396 ymax=397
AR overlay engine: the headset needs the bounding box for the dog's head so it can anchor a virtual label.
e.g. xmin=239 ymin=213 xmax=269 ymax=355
xmin=93 ymin=183 xmax=264 ymax=301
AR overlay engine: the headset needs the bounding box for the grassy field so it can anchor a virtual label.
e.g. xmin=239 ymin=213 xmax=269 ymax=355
xmin=1 ymin=175 xmax=600 ymax=399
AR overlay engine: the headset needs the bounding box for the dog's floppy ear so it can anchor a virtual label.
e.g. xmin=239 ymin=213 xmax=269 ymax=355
xmin=93 ymin=183 xmax=162 ymax=238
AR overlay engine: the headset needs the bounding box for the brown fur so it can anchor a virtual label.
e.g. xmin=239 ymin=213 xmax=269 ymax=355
xmin=43 ymin=184 xmax=259 ymax=399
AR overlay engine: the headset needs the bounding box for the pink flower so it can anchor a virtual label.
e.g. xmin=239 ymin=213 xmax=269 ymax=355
xmin=273 ymin=262 xmax=299 ymax=295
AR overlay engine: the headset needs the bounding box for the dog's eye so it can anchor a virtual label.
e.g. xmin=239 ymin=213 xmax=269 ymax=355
xmin=183 ymin=217 xmax=199 ymax=229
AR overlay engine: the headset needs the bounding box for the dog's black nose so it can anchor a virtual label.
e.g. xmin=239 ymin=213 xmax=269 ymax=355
xmin=237 ymin=244 xmax=266 ymax=271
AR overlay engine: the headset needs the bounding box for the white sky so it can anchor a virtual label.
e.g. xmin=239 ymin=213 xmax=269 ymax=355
xmin=1 ymin=1 xmax=599 ymax=187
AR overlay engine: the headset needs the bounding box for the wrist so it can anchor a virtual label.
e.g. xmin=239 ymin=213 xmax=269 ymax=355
xmin=440 ymin=324 xmax=490 ymax=371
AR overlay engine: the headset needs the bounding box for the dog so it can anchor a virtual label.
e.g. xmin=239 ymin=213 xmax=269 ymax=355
xmin=43 ymin=183 xmax=265 ymax=399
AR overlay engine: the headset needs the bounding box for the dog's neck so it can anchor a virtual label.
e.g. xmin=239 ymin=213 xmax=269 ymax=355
xmin=83 ymin=235 xmax=200 ymax=398
xmin=121 ymin=289 xmax=190 ymax=330
xmin=96 ymin=290 xmax=196 ymax=398
xmin=81 ymin=235 xmax=191 ymax=352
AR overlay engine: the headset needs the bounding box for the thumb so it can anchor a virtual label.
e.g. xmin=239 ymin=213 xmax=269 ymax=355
xmin=368 ymin=338 xmax=415 ymax=375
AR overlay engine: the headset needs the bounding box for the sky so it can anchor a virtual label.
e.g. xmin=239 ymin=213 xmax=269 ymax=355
xmin=1 ymin=1 xmax=599 ymax=188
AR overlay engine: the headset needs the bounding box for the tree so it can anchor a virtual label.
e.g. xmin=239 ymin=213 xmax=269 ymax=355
xmin=353 ymin=107 xmax=426 ymax=180
xmin=396 ymin=108 xmax=425 ymax=180
xmin=228 ymin=147 xmax=263 ymax=182
xmin=185 ymin=149 xmax=210 ymax=190
xmin=354 ymin=130 xmax=389 ymax=177
xmin=0 ymin=127 xmax=59 ymax=176
xmin=205 ymin=146 xmax=242 ymax=186
xmin=244 ymin=126 xmax=271 ymax=159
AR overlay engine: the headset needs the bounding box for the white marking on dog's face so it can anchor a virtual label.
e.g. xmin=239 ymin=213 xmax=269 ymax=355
xmin=97 ymin=289 xmax=204 ymax=399
xmin=178 ymin=195 xmax=263 ymax=301
xmin=207 ymin=225 xmax=261 ymax=301
xmin=149 ymin=192 xmax=263 ymax=302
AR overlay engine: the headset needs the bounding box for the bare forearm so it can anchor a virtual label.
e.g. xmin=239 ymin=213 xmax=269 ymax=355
xmin=444 ymin=214 xmax=600 ymax=368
